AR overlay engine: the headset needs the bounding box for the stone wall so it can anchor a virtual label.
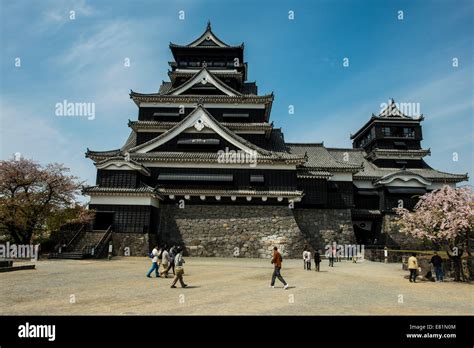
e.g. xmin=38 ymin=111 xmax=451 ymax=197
xmin=157 ymin=204 xmax=356 ymax=258
xmin=158 ymin=204 xmax=309 ymax=258
xmin=111 ymin=233 xmax=155 ymax=256
xmin=73 ymin=232 xmax=106 ymax=252
xmin=293 ymin=208 xmax=355 ymax=252
xmin=381 ymin=214 xmax=428 ymax=249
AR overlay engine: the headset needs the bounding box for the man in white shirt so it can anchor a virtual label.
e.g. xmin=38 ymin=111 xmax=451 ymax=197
xmin=303 ymin=249 xmax=308 ymax=270
xmin=160 ymin=247 xmax=170 ymax=278
xmin=146 ymin=246 xmax=160 ymax=278
xmin=306 ymin=250 xmax=312 ymax=270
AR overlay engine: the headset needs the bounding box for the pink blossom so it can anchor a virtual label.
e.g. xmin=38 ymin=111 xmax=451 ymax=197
xmin=394 ymin=185 xmax=473 ymax=246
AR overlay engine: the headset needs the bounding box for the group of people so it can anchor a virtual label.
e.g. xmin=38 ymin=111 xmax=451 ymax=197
xmin=304 ymin=245 xmax=351 ymax=270
xmin=302 ymin=248 xmax=322 ymax=271
xmin=146 ymin=245 xmax=187 ymax=288
xmin=271 ymin=245 xmax=341 ymax=289
xmin=146 ymin=244 xmax=447 ymax=289
xmin=276 ymin=245 xmax=348 ymax=286
xmin=407 ymin=252 xmax=444 ymax=283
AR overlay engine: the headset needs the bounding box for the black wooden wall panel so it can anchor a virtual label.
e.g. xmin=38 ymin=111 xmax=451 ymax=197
xmin=138 ymin=107 xmax=266 ymax=123
xmin=89 ymin=204 xmax=153 ymax=234
xmin=97 ymin=170 xmax=138 ymax=188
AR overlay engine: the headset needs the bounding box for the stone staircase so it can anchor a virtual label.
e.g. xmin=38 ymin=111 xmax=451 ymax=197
xmin=49 ymin=227 xmax=112 ymax=260
xmin=73 ymin=231 xmax=108 ymax=252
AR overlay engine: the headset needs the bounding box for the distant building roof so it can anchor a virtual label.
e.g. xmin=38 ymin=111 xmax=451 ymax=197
xmin=351 ymin=99 xmax=425 ymax=140
xmin=287 ymin=143 xmax=362 ymax=172
xmin=326 ymin=148 xmax=467 ymax=182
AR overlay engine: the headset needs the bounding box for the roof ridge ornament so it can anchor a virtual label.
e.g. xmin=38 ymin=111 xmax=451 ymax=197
xmin=377 ymin=98 xmax=412 ymax=119
xmin=194 ymin=117 xmax=205 ymax=131
xmin=170 ymin=21 xmax=231 ymax=48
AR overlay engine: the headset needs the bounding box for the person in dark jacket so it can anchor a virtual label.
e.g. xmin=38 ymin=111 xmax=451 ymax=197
xmin=429 ymin=252 xmax=444 ymax=282
xmin=328 ymin=246 xmax=336 ymax=267
xmin=167 ymin=245 xmax=177 ymax=276
xmin=270 ymin=246 xmax=288 ymax=289
xmin=314 ymin=250 xmax=321 ymax=272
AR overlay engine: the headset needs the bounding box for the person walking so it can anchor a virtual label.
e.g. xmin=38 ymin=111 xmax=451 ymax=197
xmin=146 ymin=245 xmax=160 ymax=278
xmin=305 ymin=249 xmax=312 ymax=270
xmin=352 ymin=254 xmax=357 ymax=263
xmin=346 ymin=244 xmax=352 ymax=261
xmin=429 ymin=252 xmax=444 ymax=282
xmin=160 ymin=246 xmax=170 ymax=278
xmin=167 ymin=245 xmax=177 ymax=276
xmin=302 ymin=246 xmax=308 ymax=270
xmin=270 ymin=246 xmax=289 ymax=289
xmin=314 ymin=250 xmax=321 ymax=272
xmin=408 ymin=253 xmax=418 ymax=283
xmin=303 ymin=249 xmax=308 ymax=270
xmin=170 ymin=247 xmax=187 ymax=288
xmin=328 ymin=246 xmax=336 ymax=267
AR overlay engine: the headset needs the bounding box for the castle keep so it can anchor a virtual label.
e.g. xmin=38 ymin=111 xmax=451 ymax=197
xmin=81 ymin=23 xmax=467 ymax=258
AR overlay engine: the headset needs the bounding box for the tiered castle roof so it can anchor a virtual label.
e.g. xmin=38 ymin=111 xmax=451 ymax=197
xmin=85 ymin=23 xmax=468 ymax=200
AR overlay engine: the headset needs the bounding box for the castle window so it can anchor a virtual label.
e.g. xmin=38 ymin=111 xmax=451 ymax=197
xmin=403 ymin=127 xmax=415 ymax=138
xmin=370 ymin=127 xmax=376 ymax=138
xmin=382 ymin=127 xmax=391 ymax=137
xmin=359 ymin=129 xmax=374 ymax=147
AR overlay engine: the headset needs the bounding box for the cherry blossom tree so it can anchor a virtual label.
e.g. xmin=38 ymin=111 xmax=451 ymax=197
xmin=0 ymin=156 xmax=92 ymax=244
xmin=395 ymin=185 xmax=473 ymax=281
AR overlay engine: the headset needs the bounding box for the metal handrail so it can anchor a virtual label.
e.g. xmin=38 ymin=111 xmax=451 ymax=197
xmin=95 ymin=225 xmax=112 ymax=250
xmin=91 ymin=225 xmax=113 ymax=258
xmin=65 ymin=224 xmax=85 ymax=250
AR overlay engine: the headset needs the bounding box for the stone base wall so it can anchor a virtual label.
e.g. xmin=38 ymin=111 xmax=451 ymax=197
xmin=111 ymin=233 xmax=155 ymax=256
xmin=381 ymin=214 xmax=429 ymax=249
xmin=293 ymin=208 xmax=355 ymax=252
xmin=158 ymin=204 xmax=309 ymax=258
xmin=158 ymin=204 xmax=357 ymax=258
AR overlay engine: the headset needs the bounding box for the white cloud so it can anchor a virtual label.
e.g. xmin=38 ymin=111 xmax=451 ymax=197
xmin=39 ymin=0 xmax=97 ymax=34
xmin=0 ymin=99 xmax=96 ymax=188
xmin=1 ymin=12 xmax=182 ymax=190
xmin=400 ymin=67 xmax=473 ymax=120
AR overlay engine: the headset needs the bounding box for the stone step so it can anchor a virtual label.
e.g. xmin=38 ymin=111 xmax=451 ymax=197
xmin=72 ymin=231 xmax=108 ymax=252
xmin=49 ymin=252 xmax=86 ymax=260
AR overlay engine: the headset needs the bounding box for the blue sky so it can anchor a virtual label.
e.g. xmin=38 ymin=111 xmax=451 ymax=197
xmin=1 ymin=0 xmax=473 ymax=188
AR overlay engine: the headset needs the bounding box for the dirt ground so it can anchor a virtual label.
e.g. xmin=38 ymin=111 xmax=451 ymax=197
xmin=1 ymin=257 xmax=472 ymax=315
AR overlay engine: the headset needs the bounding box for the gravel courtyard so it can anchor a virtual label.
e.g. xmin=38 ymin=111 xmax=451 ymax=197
xmin=1 ymin=257 xmax=472 ymax=315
